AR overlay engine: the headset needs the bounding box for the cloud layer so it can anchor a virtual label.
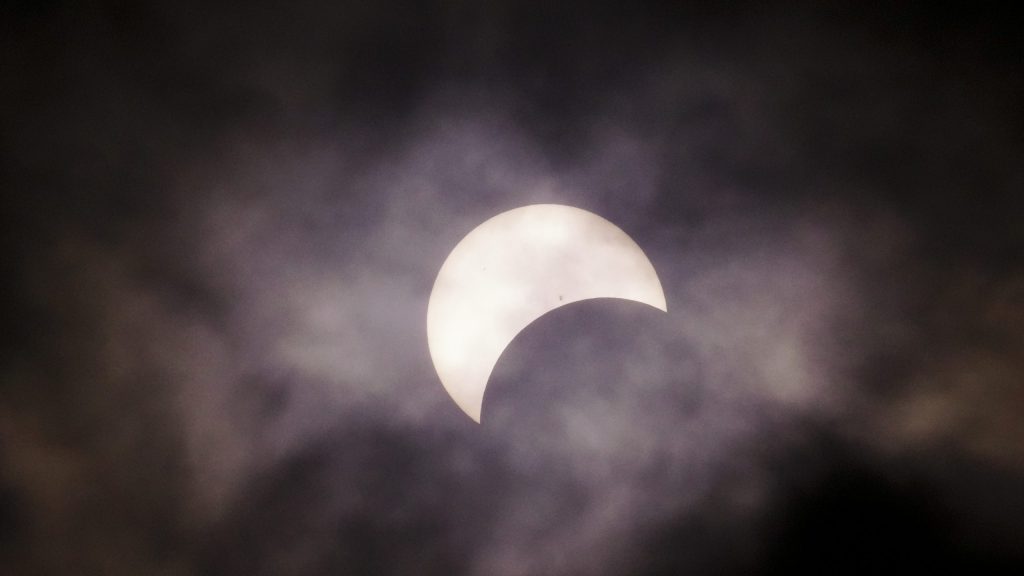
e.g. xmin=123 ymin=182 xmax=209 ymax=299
xmin=2 ymin=2 xmax=1022 ymax=574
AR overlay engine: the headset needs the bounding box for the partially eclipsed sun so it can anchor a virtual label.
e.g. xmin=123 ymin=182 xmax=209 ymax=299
xmin=427 ymin=204 xmax=667 ymax=422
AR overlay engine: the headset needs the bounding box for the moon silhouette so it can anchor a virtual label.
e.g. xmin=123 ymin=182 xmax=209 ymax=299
xmin=427 ymin=204 xmax=667 ymax=422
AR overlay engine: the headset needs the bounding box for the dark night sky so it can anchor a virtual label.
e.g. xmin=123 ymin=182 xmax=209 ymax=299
xmin=2 ymin=2 xmax=1023 ymax=575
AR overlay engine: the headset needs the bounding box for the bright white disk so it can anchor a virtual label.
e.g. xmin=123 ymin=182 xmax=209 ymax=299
xmin=427 ymin=204 xmax=667 ymax=422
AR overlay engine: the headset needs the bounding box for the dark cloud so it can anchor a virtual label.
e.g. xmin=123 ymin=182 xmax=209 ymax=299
xmin=2 ymin=2 xmax=1023 ymax=574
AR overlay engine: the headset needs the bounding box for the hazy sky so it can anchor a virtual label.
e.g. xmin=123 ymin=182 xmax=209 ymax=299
xmin=2 ymin=2 xmax=1022 ymax=575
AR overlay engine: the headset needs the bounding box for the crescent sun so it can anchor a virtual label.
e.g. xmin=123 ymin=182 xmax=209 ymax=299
xmin=427 ymin=204 xmax=667 ymax=422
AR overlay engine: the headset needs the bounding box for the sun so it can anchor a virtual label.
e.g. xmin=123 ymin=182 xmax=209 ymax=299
xmin=426 ymin=204 xmax=666 ymax=422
